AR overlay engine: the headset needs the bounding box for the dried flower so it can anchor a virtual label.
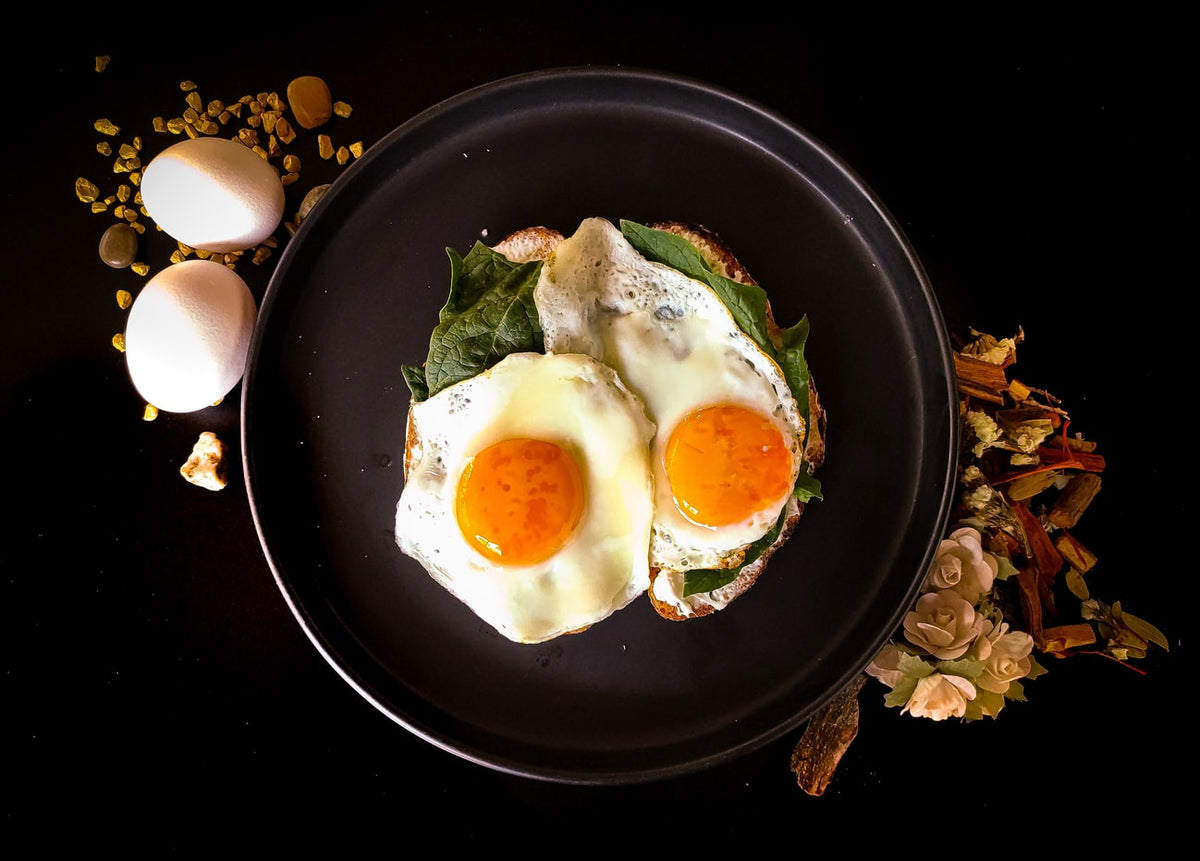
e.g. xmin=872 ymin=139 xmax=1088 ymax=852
xmin=864 ymin=643 xmax=904 ymax=688
xmin=968 ymin=618 xmax=1034 ymax=695
xmin=925 ymin=526 xmax=998 ymax=604
xmin=903 ymin=590 xmax=988 ymax=661
xmin=902 ymin=673 xmax=977 ymax=721
xmin=966 ymin=409 xmax=1002 ymax=457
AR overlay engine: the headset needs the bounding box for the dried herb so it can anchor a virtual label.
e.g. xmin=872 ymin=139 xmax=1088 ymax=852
xmin=794 ymin=326 xmax=1168 ymax=794
xmin=949 ymin=327 xmax=1166 ymax=664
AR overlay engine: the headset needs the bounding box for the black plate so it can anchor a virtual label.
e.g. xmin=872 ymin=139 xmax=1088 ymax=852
xmin=241 ymin=67 xmax=958 ymax=784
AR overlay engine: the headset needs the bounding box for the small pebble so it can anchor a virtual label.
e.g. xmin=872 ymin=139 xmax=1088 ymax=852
xmin=297 ymin=183 xmax=331 ymax=223
xmin=287 ymin=76 xmax=332 ymax=129
xmin=99 ymin=222 xmax=139 ymax=268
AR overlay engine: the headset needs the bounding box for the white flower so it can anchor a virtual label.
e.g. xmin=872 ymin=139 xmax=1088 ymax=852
xmin=925 ymin=526 xmax=998 ymax=604
xmin=903 ymin=589 xmax=987 ymax=660
xmin=865 ymin=644 xmax=903 ymax=688
xmin=902 ymin=672 xmax=976 ymax=721
xmin=968 ymin=618 xmax=1034 ymax=694
xmin=966 ymin=410 xmax=1002 ymax=456
xmin=1009 ymin=421 xmax=1054 ymax=454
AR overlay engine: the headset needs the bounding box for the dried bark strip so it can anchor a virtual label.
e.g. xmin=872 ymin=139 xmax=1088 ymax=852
xmin=1035 ymin=444 xmax=1106 ymax=472
xmin=791 ymin=674 xmax=867 ymax=796
xmin=1012 ymin=501 xmax=1064 ymax=587
xmin=1040 ymin=623 xmax=1097 ymax=653
xmin=1055 ymin=531 xmax=1098 ymax=573
xmin=1048 ymin=473 xmax=1102 ymax=529
xmin=1016 ymin=564 xmax=1045 ymax=638
xmin=954 ymin=353 xmax=1010 ymax=403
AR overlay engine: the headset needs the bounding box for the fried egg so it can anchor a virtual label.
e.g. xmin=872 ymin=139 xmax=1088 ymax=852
xmin=395 ymin=351 xmax=656 ymax=644
xmin=534 ymin=218 xmax=805 ymax=603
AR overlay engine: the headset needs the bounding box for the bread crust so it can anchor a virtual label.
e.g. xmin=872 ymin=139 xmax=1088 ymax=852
xmin=491 ymin=226 xmax=564 ymax=262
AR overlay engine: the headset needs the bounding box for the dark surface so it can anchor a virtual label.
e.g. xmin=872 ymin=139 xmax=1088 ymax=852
xmin=5 ymin=7 xmax=1187 ymax=848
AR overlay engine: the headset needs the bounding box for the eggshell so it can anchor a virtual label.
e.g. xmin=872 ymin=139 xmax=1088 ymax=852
xmin=140 ymin=137 xmax=285 ymax=253
xmin=124 ymin=260 xmax=257 ymax=413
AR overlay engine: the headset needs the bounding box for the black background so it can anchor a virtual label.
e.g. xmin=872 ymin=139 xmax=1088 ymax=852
xmin=5 ymin=6 xmax=1187 ymax=849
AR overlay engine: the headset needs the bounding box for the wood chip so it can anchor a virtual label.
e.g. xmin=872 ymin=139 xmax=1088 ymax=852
xmin=1048 ymin=472 xmax=1102 ymax=529
xmin=1016 ymin=564 xmax=1045 ymax=638
xmin=1055 ymin=531 xmax=1098 ymax=573
xmin=1035 ymin=444 xmax=1106 ymax=473
xmin=954 ymin=352 xmax=1010 ymax=403
xmin=791 ymin=674 xmax=866 ymax=796
xmin=1040 ymin=623 xmax=1097 ymax=653
xmin=1013 ymin=501 xmax=1063 ymax=587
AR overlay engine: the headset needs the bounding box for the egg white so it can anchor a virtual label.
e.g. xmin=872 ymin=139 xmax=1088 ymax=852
xmin=534 ymin=218 xmax=804 ymax=575
xmin=395 ymin=351 xmax=656 ymax=644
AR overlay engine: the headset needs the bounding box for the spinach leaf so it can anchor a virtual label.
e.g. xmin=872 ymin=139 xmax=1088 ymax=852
xmin=793 ymin=470 xmax=823 ymax=503
xmin=401 ymin=363 xmax=429 ymax=402
xmin=405 ymin=242 xmax=545 ymax=401
xmin=682 ymin=505 xmax=791 ymax=597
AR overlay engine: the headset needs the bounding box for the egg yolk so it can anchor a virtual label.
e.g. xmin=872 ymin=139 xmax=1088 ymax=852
xmin=664 ymin=404 xmax=793 ymax=528
xmin=456 ymin=438 xmax=585 ymax=566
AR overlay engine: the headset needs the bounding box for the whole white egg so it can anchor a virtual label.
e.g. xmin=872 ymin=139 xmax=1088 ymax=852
xmin=140 ymin=137 xmax=285 ymax=253
xmin=124 ymin=259 xmax=257 ymax=413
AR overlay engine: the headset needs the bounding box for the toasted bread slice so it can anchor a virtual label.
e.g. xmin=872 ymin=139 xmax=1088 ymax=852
xmin=492 ymin=226 xmax=564 ymax=262
xmin=630 ymin=221 xmax=826 ymax=619
xmin=489 ymin=220 xmax=825 ymax=621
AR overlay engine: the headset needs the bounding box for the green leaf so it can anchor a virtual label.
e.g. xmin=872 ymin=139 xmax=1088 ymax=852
xmin=936 ymin=658 xmax=984 ymax=680
xmin=882 ymin=653 xmax=934 ymax=709
xmin=896 ymin=650 xmax=936 ymax=679
xmin=1121 ymin=611 xmax=1171 ymax=652
xmin=681 ymin=504 xmax=790 ymax=597
xmin=617 ymin=219 xmax=716 ymax=274
xmin=971 ymin=688 xmax=1007 ymax=719
xmin=993 ymin=553 xmax=1020 ymax=582
xmin=416 ymin=243 xmax=545 ymax=401
xmin=883 ymin=685 xmax=915 ymax=709
xmin=774 ymin=314 xmax=812 ymax=434
xmin=1025 ymin=653 xmax=1048 ymax=680
xmin=1004 ymin=678 xmax=1027 ymax=702
xmin=1065 ymin=566 xmax=1090 ymax=600
xmin=619 ymin=219 xmax=773 ymax=346
xmin=680 ymin=567 xmax=740 ymax=598
xmin=793 ymin=471 xmax=823 ymax=503
xmin=401 ymin=364 xmax=429 ymax=402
